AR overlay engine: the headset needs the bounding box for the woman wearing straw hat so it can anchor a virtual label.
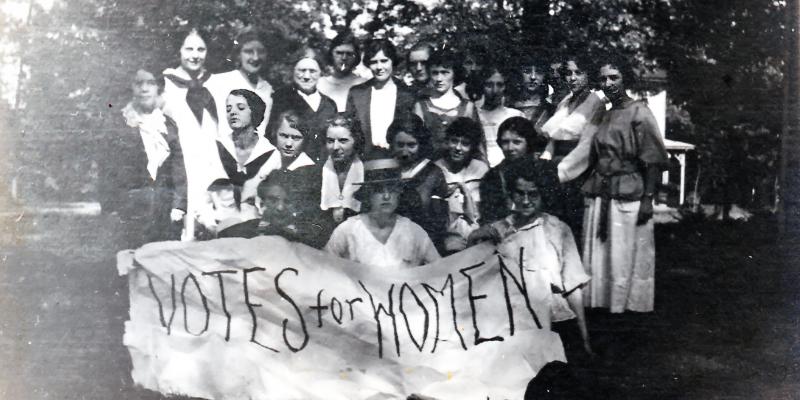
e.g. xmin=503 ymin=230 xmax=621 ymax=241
xmin=325 ymin=158 xmax=441 ymax=268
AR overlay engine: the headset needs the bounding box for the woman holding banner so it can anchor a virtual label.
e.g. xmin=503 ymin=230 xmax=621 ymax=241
xmin=325 ymin=158 xmax=440 ymax=268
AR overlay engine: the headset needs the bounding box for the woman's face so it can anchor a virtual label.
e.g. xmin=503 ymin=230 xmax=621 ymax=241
xmin=429 ymin=65 xmax=454 ymax=94
xmin=326 ymin=126 xmax=356 ymax=163
xmin=564 ymin=60 xmax=588 ymax=93
xmin=226 ymin=94 xmax=252 ymax=130
xmin=260 ymin=184 xmax=290 ymax=222
xmin=391 ymin=131 xmax=420 ymax=166
xmin=276 ymin=118 xmax=305 ymax=159
xmin=180 ymin=33 xmax=207 ymax=74
xmin=293 ymin=57 xmax=321 ymax=94
xmin=498 ymin=130 xmax=528 ymax=160
xmin=368 ymin=50 xmax=394 ymax=83
xmin=599 ymin=64 xmax=625 ymax=102
xmin=522 ymin=65 xmax=546 ymax=94
xmin=132 ymin=69 xmax=159 ymax=112
xmin=446 ymin=136 xmax=473 ymax=165
xmin=483 ymin=70 xmax=506 ymax=107
xmin=511 ymin=178 xmax=542 ymax=219
xmin=368 ymin=184 xmax=400 ymax=216
xmin=238 ymin=40 xmax=267 ymax=75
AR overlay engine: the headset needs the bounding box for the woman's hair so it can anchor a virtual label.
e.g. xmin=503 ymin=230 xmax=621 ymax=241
xmin=503 ymin=155 xmax=556 ymax=198
xmin=427 ymin=48 xmax=467 ymax=85
xmin=497 ymin=116 xmax=545 ymax=155
xmin=596 ymin=50 xmax=637 ymax=90
xmin=324 ymin=113 xmax=365 ymax=156
xmin=231 ymin=29 xmax=267 ymax=63
xmin=228 ymin=89 xmax=267 ymax=128
xmin=130 ymin=67 xmax=166 ymax=94
xmin=386 ymin=113 xmax=433 ymax=159
xmin=256 ymin=169 xmax=292 ymax=200
xmin=561 ymin=49 xmax=597 ymax=89
xmin=329 ymin=30 xmax=361 ymax=61
xmin=362 ymin=38 xmax=399 ymax=68
xmin=171 ymin=26 xmax=211 ymax=57
xmin=270 ymin=108 xmax=312 ymax=147
xmin=291 ymin=46 xmax=326 ymax=71
xmin=444 ymin=117 xmax=484 ymax=161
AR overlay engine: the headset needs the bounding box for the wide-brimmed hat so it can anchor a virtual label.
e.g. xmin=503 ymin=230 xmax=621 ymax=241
xmin=353 ymin=158 xmax=405 ymax=186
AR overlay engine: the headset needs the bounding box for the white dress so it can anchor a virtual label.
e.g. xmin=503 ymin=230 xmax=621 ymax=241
xmin=325 ymin=215 xmax=441 ymax=268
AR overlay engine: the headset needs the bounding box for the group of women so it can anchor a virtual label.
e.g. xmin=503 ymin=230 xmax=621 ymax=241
xmin=103 ymin=26 xmax=668 ymax=367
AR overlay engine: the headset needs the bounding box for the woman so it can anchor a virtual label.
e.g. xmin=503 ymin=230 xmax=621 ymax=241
xmin=433 ymin=117 xmax=489 ymax=253
xmin=413 ymin=49 xmax=481 ymax=157
xmin=512 ymin=55 xmax=555 ymax=134
xmin=468 ymin=156 xmax=593 ymax=356
xmin=476 ymin=64 xmax=524 ymax=167
xmin=387 ymin=113 xmax=449 ymax=253
xmin=325 ymin=158 xmax=441 ymax=268
xmin=539 ymin=52 xmax=607 ymax=239
xmin=268 ymin=47 xmax=337 ymax=161
xmin=581 ymin=53 xmax=668 ymax=313
xmin=101 ymin=67 xmax=187 ymax=247
xmin=319 ymin=114 xmax=365 ymax=232
xmin=479 ymin=116 xmax=549 ymax=223
xmin=345 ymin=39 xmax=416 ymax=156
xmin=206 ymin=29 xmax=274 ymax=139
xmin=161 ymin=28 xmax=220 ymax=239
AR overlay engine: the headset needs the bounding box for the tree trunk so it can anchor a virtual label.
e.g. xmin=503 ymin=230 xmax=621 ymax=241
xmin=780 ymin=0 xmax=800 ymax=235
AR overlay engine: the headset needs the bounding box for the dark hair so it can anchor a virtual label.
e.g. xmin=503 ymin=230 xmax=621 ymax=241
xmin=171 ymin=27 xmax=211 ymax=59
xmin=497 ymin=116 xmax=543 ymax=155
xmin=228 ymin=89 xmax=266 ymax=129
xmin=428 ymin=49 xmax=467 ymax=85
xmin=232 ymin=29 xmax=267 ymax=64
xmin=363 ymin=38 xmax=399 ymax=68
xmin=329 ymin=30 xmax=361 ymax=60
xmin=444 ymin=117 xmax=484 ymax=161
xmin=324 ymin=113 xmax=365 ymax=157
xmin=256 ymin=169 xmax=292 ymax=200
xmin=504 ymin=156 xmax=557 ymax=199
xmin=596 ymin=50 xmax=637 ymax=90
xmin=561 ymin=50 xmax=597 ymax=90
xmin=131 ymin=67 xmax=166 ymax=94
xmin=386 ymin=113 xmax=433 ymax=159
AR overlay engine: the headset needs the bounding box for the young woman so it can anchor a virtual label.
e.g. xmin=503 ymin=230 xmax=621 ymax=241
xmin=413 ymin=49 xmax=481 ymax=157
xmin=512 ymin=55 xmax=555 ymax=134
xmin=581 ymin=53 xmax=668 ymax=313
xmin=319 ymin=114 xmax=365 ymax=231
xmin=468 ymin=157 xmax=593 ymax=356
xmin=387 ymin=113 xmax=449 ymax=252
xmin=206 ymin=29 xmax=274 ymax=139
xmin=268 ymin=47 xmax=337 ymax=161
xmin=476 ymin=64 xmax=524 ymax=167
xmin=479 ymin=116 xmax=548 ymax=223
xmin=101 ymin=67 xmax=186 ymax=246
xmin=433 ymin=117 xmax=489 ymax=253
xmin=161 ymin=28 xmax=220 ymax=239
xmin=325 ymin=158 xmax=440 ymax=268
xmin=345 ymin=39 xmax=416 ymax=156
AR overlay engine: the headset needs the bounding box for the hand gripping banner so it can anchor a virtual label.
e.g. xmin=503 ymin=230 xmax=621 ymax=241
xmin=117 ymin=236 xmax=566 ymax=400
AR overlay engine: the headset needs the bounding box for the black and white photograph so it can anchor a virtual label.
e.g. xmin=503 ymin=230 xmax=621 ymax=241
xmin=0 ymin=0 xmax=798 ymax=398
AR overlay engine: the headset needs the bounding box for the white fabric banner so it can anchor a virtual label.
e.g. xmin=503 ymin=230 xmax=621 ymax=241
xmin=118 ymin=236 xmax=565 ymax=400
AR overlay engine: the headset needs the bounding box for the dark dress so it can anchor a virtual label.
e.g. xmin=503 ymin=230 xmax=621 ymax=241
xmin=396 ymin=160 xmax=449 ymax=253
xmin=345 ymin=78 xmax=416 ymax=157
xmin=100 ymin=112 xmax=187 ymax=246
xmin=267 ymin=85 xmax=338 ymax=161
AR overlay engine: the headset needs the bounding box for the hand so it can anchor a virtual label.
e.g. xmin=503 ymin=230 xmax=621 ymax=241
xmin=583 ymin=339 xmax=597 ymax=358
xmin=637 ymin=196 xmax=653 ymax=225
xmin=170 ymin=208 xmax=186 ymax=222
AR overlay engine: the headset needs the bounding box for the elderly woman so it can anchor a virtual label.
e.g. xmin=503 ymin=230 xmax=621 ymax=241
xmin=476 ymin=63 xmax=524 ymax=167
xmin=101 ymin=67 xmax=186 ymax=246
xmin=479 ymin=116 xmax=550 ymax=223
xmin=468 ymin=156 xmax=593 ymax=356
xmin=206 ymin=29 xmax=274 ymax=139
xmin=345 ymin=39 xmax=416 ymax=156
xmin=433 ymin=117 xmax=489 ymax=253
xmin=325 ymin=158 xmax=440 ymax=268
xmin=387 ymin=113 xmax=449 ymax=252
xmin=581 ymin=53 xmax=668 ymax=314
xmin=413 ymin=49 xmax=481 ymax=157
xmin=161 ymin=27 xmax=221 ymax=239
xmin=268 ymin=47 xmax=337 ymax=161
xmin=319 ymin=114 xmax=366 ymax=230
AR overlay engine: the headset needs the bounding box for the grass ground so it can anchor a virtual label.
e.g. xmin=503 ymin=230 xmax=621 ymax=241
xmin=0 ymin=213 xmax=797 ymax=399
